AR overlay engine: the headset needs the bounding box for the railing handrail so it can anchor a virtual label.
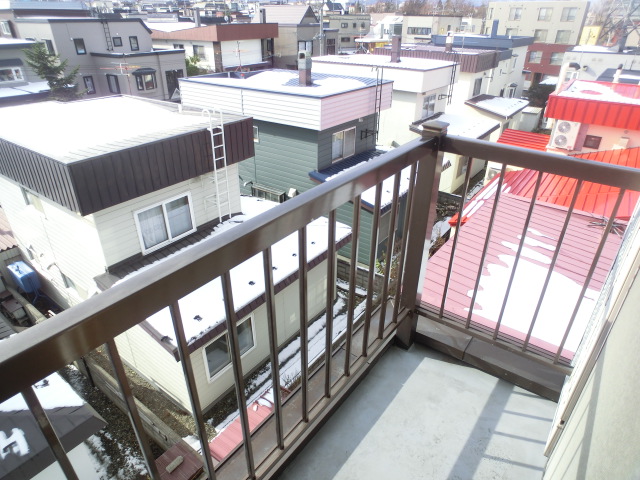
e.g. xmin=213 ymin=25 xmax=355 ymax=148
xmin=443 ymin=134 xmax=640 ymax=191
xmin=0 ymin=134 xmax=436 ymax=404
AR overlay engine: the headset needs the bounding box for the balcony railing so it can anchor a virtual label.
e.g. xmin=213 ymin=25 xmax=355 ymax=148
xmin=1 ymin=123 xmax=639 ymax=480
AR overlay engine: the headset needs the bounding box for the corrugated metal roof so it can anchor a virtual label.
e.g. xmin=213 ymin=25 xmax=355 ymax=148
xmin=0 ymin=208 xmax=17 ymax=253
xmin=423 ymin=193 xmax=622 ymax=357
xmin=465 ymin=95 xmax=529 ymax=118
xmin=497 ymin=129 xmax=550 ymax=151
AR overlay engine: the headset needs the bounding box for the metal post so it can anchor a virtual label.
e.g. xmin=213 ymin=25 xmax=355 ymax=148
xmin=297 ymin=226 xmax=309 ymax=422
xmin=362 ymin=183 xmax=382 ymax=357
xmin=324 ymin=210 xmax=336 ymax=397
xmin=344 ymin=196 xmax=361 ymax=376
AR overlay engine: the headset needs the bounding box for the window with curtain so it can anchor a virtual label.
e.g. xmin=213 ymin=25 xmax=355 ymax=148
xmin=136 ymin=194 xmax=195 ymax=253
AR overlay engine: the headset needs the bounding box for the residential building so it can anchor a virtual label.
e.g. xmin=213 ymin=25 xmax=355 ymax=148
xmin=14 ymin=18 xmax=186 ymax=100
xmin=464 ymin=94 xmax=529 ymax=134
xmin=369 ymin=13 xmax=403 ymax=41
xmin=486 ymin=1 xmax=590 ymax=87
xmin=251 ymin=5 xmax=322 ymax=69
xmin=326 ymin=13 xmax=370 ymax=52
xmin=312 ymin=49 xmax=457 ymax=147
xmin=0 ymin=37 xmax=49 ymax=106
xmin=150 ymin=22 xmax=278 ymax=73
xmin=546 ymin=79 xmax=640 ymax=153
xmin=563 ymin=44 xmax=640 ymax=82
xmin=402 ymin=14 xmax=464 ymax=42
xmin=178 ymin=64 xmax=393 ymax=263
xmin=0 ymin=0 xmax=91 ymax=40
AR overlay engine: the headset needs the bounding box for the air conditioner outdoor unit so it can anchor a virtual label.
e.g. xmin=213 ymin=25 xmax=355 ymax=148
xmin=552 ymin=120 xmax=581 ymax=150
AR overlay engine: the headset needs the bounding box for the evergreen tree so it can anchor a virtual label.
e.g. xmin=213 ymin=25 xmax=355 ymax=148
xmin=25 ymin=42 xmax=80 ymax=101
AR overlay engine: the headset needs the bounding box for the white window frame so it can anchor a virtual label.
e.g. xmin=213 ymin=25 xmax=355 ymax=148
xmin=529 ymin=51 xmax=542 ymax=63
xmin=422 ymin=93 xmax=436 ymax=118
xmin=0 ymin=21 xmax=10 ymax=35
xmin=134 ymin=193 xmax=196 ymax=254
xmin=253 ymin=125 xmax=259 ymax=143
xmin=0 ymin=66 xmax=23 ymax=83
xmin=203 ymin=316 xmax=256 ymax=381
xmin=538 ymin=8 xmax=552 ymax=21
xmin=509 ymin=7 xmax=521 ymax=20
xmin=561 ymin=7 xmax=577 ymax=22
xmin=331 ymin=127 xmax=356 ymax=162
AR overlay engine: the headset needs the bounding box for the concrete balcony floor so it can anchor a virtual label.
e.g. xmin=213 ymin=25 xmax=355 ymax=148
xmin=277 ymin=343 xmax=556 ymax=480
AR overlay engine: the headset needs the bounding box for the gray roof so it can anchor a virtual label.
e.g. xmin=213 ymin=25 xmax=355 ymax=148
xmin=253 ymin=5 xmax=318 ymax=24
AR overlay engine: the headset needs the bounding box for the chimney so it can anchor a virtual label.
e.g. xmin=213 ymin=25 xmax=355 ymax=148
xmin=298 ymin=51 xmax=312 ymax=86
xmin=445 ymin=32 xmax=453 ymax=52
xmin=194 ymin=7 xmax=201 ymax=27
xmin=490 ymin=20 xmax=498 ymax=38
xmin=613 ymin=64 xmax=623 ymax=83
xmin=390 ymin=35 xmax=401 ymax=63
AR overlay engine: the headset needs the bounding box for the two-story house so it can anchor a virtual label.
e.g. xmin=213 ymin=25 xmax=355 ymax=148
xmin=486 ymin=1 xmax=590 ymax=88
xmin=0 ymin=37 xmax=49 ymax=106
xmin=14 ymin=17 xmax=186 ymax=100
xmin=179 ymin=61 xmax=393 ymax=264
xmin=150 ymin=22 xmax=279 ymax=73
xmin=325 ymin=13 xmax=370 ymax=53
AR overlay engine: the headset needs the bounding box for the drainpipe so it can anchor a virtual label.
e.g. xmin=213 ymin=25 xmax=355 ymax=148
xmin=195 ymin=7 xmax=201 ymax=27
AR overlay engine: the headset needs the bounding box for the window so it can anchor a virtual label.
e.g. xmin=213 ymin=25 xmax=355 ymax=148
xmin=135 ymin=72 xmax=157 ymax=90
xmin=73 ymin=38 xmax=86 ymax=55
xmin=135 ymin=194 xmax=195 ymax=253
xmin=533 ymin=29 xmax=548 ymax=42
xmin=22 ymin=188 xmax=44 ymax=214
xmin=506 ymin=28 xmax=518 ymax=37
xmin=555 ymin=30 xmax=571 ymax=44
xmin=129 ymin=36 xmax=139 ymax=51
xmin=331 ymin=127 xmax=356 ymax=162
xmin=422 ymin=94 xmax=436 ymax=118
xmin=538 ymin=8 xmax=552 ymax=21
xmin=193 ymin=45 xmax=206 ymax=60
xmin=361 ymin=22 xmax=365 ymax=28
xmin=583 ymin=135 xmax=602 ymax=149
xmin=341 ymin=22 xmax=348 ymax=28
xmin=352 ymin=22 xmax=357 ymax=28
xmin=173 ymin=43 xmax=184 ymax=49
xmin=83 ymin=76 xmax=96 ymax=94
xmin=204 ymin=317 xmax=254 ymax=379
xmin=0 ymin=67 xmax=23 ymax=82
xmin=529 ymin=51 xmax=542 ymax=63
xmin=509 ymin=7 xmax=522 ymax=20
xmin=472 ymin=77 xmax=482 ymax=96
xmin=561 ymin=7 xmax=577 ymax=22
xmin=44 ymin=39 xmax=55 ymax=54
xmin=341 ymin=37 xmax=350 ymax=43
xmin=407 ymin=27 xmax=431 ymax=35
xmin=106 ymin=74 xmax=120 ymax=94
xmin=298 ymin=40 xmax=312 ymax=53
xmin=0 ymin=21 xmax=10 ymax=36
xmin=487 ymin=7 xmax=493 ymax=18
xmin=253 ymin=126 xmax=259 ymax=143
xmin=550 ymin=52 xmax=563 ymax=65
xmin=113 ymin=36 xmax=123 ymax=47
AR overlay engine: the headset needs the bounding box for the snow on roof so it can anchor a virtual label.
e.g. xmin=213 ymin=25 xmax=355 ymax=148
xmin=539 ymin=76 xmax=558 ymax=85
xmin=148 ymin=22 xmax=197 ymax=32
xmin=0 ymin=81 xmax=50 ymax=99
xmin=312 ymin=54 xmax=456 ymax=71
xmin=121 ymin=197 xmax=351 ymax=346
xmin=569 ymin=45 xmax=619 ymax=53
xmin=0 ymin=372 xmax=84 ymax=412
xmin=466 ymin=95 xmax=529 ymax=118
xmin=186 ymin=70 xmax=389 ymax=97
xmin=436 ymin=113 xmax=500 ymax=139
xmin=557 ymin=80 xmax=640 ymax=105
xmin=0 ymin=38 xmax=36 ymax=46
xmin=0 ymin=96 xmax=232 ymax=163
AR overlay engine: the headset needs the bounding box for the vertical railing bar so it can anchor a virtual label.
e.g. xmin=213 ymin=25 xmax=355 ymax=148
xmin=553 ymin=189 xmax=626 ymax=363
xmin=21 ymin=386 xmax=79 ymax=480
xmin=105 ymin=339 xmax=161 ymax=480
xmin=262 ymin=248 xmax=284 ymax=449
xmin=344 ymin=195 xmax=361 ymax=376
xmin=523 ymin=179 xmax=584 ymax=351
xmin=324 ymin=209 xmax=337 ymax=397
xmin=221 ymin=272 xmax=255 ymax=479
xmin=492 ymin=170 xmax=544 ymax=340
xmin=465 ymin=164 xmax=507 ymax=329
xmin=362 ymin=181 xmax=383 ymax=357
xmin=168 ymin=301 xmax=217 ymax=480
xmin=378 ymin=172 xmax=401 ymax=339
xmin=392 ymin=162 xmax=418 ymax=322
xmin=297 ymin=226 xmax=309 ymax=422
xmin=439 ymin=157 xmax=474 ymax=318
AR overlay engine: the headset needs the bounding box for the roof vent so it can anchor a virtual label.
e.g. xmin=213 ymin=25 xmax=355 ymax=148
xmin=298 ymin=50 xmax=313 ymax=86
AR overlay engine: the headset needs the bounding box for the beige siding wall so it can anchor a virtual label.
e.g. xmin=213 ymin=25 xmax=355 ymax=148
xmin=319 ymin=83 xmax=392 ymax=131
xmin=93 ymin=166 xmax=241 ymax=268
xmin=220 ymin=39 xmax=263 ymax=69
xmin=0 ymin=177 xmax=107 ymax=309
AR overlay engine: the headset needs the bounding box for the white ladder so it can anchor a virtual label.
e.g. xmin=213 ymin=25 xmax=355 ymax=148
xmin=202 ymin=108 xmax=231 ymax=223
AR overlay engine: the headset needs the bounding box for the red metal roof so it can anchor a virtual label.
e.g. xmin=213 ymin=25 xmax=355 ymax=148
xmin=497 ymin=129 xmax=550 ymax=151
xmin=546 ymin=80 xmax=640 ymax=129
xmin=0 ymin=208 xmax=17 ymax=253
xmin=423 ymin=194 xmax=622 ymax=359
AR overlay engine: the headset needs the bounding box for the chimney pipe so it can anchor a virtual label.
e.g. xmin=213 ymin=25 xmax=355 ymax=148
xmin=390 ymin=35 xmax=401 ymax=63
xmin=194 ymin=7 xmax=201 ymax=27
xmin=298 ymin=51 xmax=312 ymax=86
xmin=445 ymin=32 xmax=453 ymax=52
xmin=613 ymin=64 xmax=623 ymax=83
xmin=490 ymin=20 xmax=498 ymax=38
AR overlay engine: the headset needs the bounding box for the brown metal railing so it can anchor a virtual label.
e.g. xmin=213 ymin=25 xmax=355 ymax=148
xmin=1 ymin=125 xmax=639 ymax=479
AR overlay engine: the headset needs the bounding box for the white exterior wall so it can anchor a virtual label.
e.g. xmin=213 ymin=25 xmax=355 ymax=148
xmin=563 ymin=50 xmax=640 ymax=81
xmin=548 ymin=123 xmax=640 ymax=154
xmin=220 ymin=39 xmax=263 ymax=69
xmin=179 ymin=79 xmax=392 ymax=131
xmin=0 ymin=177 xmax=107 ymax=309
xmin=154 ymin=38 xmax=216 ymax=72
xmin=93 ymin=165 xmax=241 ymax=268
